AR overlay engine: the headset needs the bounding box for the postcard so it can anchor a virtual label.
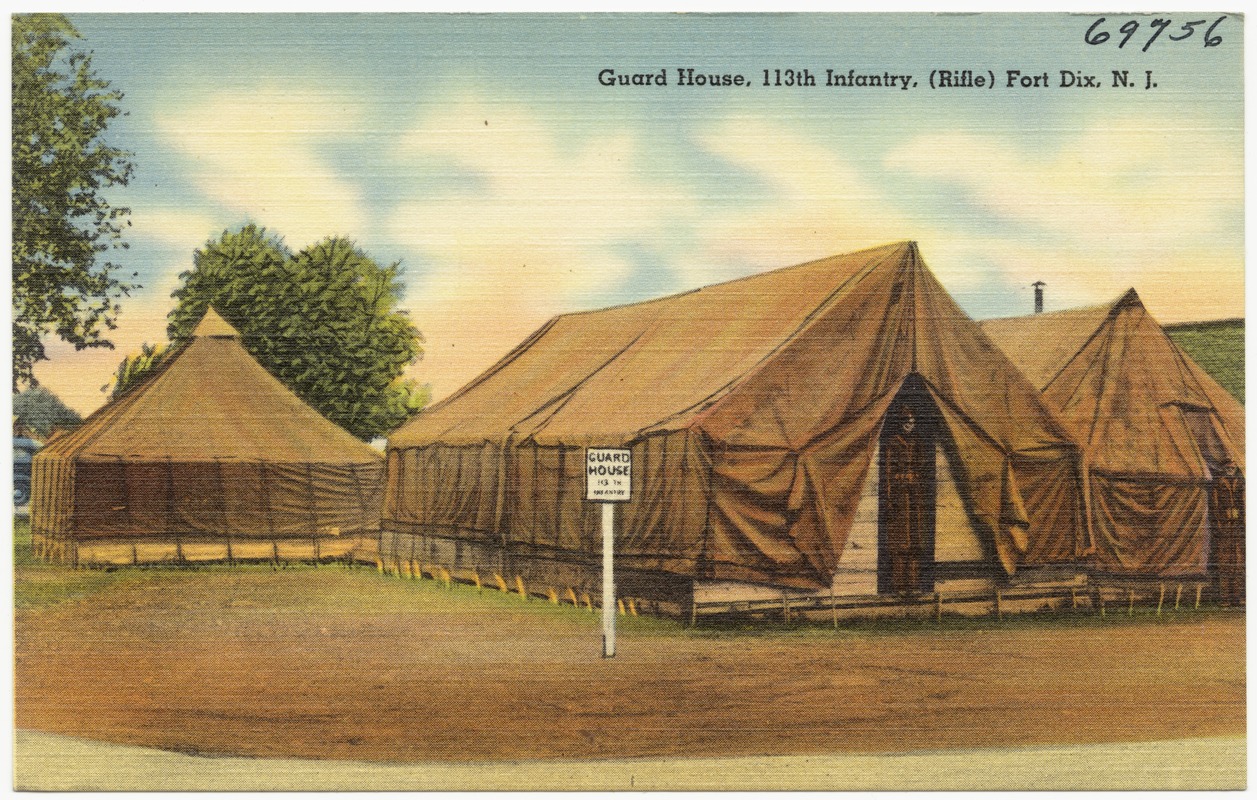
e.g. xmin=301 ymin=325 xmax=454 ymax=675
xmin=11 ymin=11 xmax=1244 ymax=791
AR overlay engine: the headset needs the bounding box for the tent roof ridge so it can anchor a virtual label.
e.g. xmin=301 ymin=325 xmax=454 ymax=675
xmin=681 ymin=243 xmax=912 ymax=429
xmin=553 ymin=240 xmax=915 ymax=324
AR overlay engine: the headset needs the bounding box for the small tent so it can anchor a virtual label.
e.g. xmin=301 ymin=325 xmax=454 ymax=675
xmin=384 ymin=242 xmax=1087 ymax=606
xmin=981 ymin=290 xmax=1245 ymax=600
xmin=31 ymin=308 xmax=385 ymax=566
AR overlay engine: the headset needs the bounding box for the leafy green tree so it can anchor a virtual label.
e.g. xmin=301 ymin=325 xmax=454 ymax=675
xmin=12 ymin=13 xmax=135 ymax=391
xmin=13 ymin=386 xmax=82 ymax=439
xmin=156 ymin=226 xmax=427 ymax=440
xmin=106 ymin=341 xmax=172 ymax=401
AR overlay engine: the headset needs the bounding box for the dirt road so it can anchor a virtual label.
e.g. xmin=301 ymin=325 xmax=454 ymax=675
xmin=14 ymin=566 xmax=1245 ymax=766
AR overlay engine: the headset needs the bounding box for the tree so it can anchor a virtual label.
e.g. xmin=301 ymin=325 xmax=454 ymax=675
xmin=106 ymin=341 xmax=172 ymax=401
xmin=12 ymin=13 xmax=135 ymax=391
xmin=13 ymin=386 xmax=82 ymax=439
xmin=153 ymin=226 xmax=427 ymax=440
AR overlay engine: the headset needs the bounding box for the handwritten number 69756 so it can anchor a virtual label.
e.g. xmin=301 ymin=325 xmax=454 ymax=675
xmin=1085 ymin=16 xmax=1226 ymax=52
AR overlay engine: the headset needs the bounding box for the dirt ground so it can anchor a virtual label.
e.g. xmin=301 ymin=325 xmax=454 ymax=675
xmin=14 ymin=565 xmax=1246 ymax=765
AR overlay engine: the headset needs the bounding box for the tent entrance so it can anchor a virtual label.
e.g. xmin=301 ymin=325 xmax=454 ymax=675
xmin=1209 ymin=469 xmax=1245 ymax=605
xmin=1181 ymin=407 xmax=1245 ymax=604
xmin=877 ymin=378 xmax=938 ymax=596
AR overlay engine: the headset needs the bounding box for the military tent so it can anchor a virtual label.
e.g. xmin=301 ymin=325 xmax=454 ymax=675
xmin=384 ymin=242 xmax=1087 ymax=608
xmin=980 ymin=290 xmax=1245 ymax=598
xmin=31 ymin=308 xmax=385 ymax=566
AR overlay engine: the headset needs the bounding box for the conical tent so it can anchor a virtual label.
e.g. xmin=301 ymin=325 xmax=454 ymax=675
xmin=981 ymin=290 xmax=1245 ymax=580
xmin=386 ymin=242 xmax=1087 ymax=592
xmin=32 ymin=308 xmax=385 ymax=565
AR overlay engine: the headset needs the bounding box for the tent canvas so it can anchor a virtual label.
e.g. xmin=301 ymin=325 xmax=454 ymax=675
xmin=386 ymin=242 xmax=1087 ymax=595
xmin=980 ymin=290 xmax=1245 ymax=587
xmin=31 ymin=308 xmax=386 ymax=564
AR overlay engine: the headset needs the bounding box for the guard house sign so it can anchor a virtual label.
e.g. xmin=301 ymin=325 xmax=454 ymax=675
xmin=585 ymin=448 xmax=632 ymax=502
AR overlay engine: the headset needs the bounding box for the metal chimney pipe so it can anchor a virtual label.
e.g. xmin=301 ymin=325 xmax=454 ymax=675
xmin=1032 ymin=281 xmax=1045 ymax=314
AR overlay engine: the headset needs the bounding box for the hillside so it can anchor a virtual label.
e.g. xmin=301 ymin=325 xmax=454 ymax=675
xmin=1164 ymin=319 xmax=1244 ymax=404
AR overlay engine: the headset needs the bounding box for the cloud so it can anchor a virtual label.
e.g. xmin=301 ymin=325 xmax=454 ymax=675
xmin=153 ymin=87 xmax=369 ymax=245
xmin=883 ymin=115 xmax=1243 ymax=317
xmin=387 ymin=104 xmax=1246 ymax=401
xmin=387 ymin=96 xmax=699 ymax=397
xmin=684 ymin=117 xmax=921 ymax=283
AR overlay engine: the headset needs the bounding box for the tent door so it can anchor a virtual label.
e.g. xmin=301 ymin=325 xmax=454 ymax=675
xmin=1209 ymin=472 xmax=1245 ymax=605
xmin=1182 ymin=407 xmax=1245 ymax=605
xmin=877 ymin=380 xmax=938 ymax=596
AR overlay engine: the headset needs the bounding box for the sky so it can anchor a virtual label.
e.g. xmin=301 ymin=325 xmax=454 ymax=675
xmin=26 ymin=12 xmax=1245 ymax=416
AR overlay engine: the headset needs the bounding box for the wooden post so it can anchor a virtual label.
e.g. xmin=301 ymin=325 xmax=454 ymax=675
xmin=1156 ymin=583 xmax=1165 ymax=617
xmin=831 ymin=589 xmax=838 ymax=631
xmin=1128 ymin=588 xmax=1135 ymax=616
xmin=1195 ymin=583 xmax=1203 ymax=610
xmin=1070 ymin=589 xmax=1078 ymax=610
xmin=1175 ymin=583 xmax=1183 ymax=611
xmin=935 ymin=592 xmax=943 ymax=624
xmin=995 ymin=589 xmax=1003 ymax=620
xmin=601 ymin=502 xmax=615 ymax=658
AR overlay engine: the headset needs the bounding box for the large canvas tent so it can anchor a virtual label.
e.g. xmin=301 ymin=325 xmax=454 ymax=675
xmin=980 ymin=290 xmax=1245 ymax=598
xmin=384 ymin=242 xmax=1088 ymax=605
xmin=31 ymin=308 xmax=385 ymax=566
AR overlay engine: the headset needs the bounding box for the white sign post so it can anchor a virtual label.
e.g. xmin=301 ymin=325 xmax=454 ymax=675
xmin=585 ymin=448 xmax=631 ymax=658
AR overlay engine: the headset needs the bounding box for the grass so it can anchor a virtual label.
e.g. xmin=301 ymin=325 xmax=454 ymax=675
xmin=693 ymin=602 xmax=1237 ymax=640
xmin=1165 ymin=318 xmax=1244 ymax=403
xmin=15 ymin=516 xmax=1231 ymax=639
xmin=11 ymin=518 xmax=682 ymax=635
xmin=14 ymin=517 xmax=144 ymax=609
